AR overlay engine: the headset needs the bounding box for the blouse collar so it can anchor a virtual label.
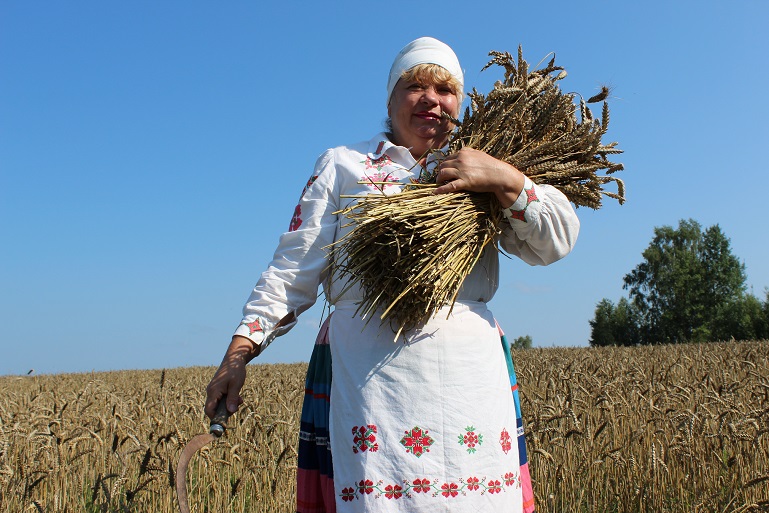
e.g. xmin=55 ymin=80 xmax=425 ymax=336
xmin=367 ymin=132 xmax=447 ymax=167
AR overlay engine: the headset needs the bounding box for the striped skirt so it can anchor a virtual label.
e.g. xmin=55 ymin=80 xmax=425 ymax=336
xmin=295 ymin=316 xmax=535 ymax=513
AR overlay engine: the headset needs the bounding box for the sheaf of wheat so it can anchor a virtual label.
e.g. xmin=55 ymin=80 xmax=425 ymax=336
xmin=333 ymin=47 xmax=625 ymax=336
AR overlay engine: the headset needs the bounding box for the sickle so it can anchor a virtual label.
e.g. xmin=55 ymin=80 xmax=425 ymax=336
xmin=176 ymin=313 xmax=293 ymax=511
xmin=176 ymin=397 xmax=230 ymax=513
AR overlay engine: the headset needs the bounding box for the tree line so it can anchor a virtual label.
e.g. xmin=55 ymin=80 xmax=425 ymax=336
xmin=590 ymin=219 xmax=769 ymax=346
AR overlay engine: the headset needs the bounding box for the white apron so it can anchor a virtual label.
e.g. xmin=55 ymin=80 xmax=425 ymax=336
xmin=328 ymin=300 xmax=523 ymax=512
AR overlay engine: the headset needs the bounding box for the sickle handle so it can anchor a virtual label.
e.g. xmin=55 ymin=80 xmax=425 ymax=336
xmin=210 ymin=397 xmax=230 ymax=437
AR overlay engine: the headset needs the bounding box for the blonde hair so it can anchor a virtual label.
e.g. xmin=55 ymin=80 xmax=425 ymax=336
xmin=394 ymin=63 xmax=464 ymax=103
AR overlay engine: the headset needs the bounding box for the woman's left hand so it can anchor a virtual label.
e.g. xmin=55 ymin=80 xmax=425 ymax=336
xmin=433 ymin=148 xmax=525 ymax=208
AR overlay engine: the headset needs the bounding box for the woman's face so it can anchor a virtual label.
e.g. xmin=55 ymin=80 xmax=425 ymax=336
xmin=388 ymin=78 xmax=459 ymax=160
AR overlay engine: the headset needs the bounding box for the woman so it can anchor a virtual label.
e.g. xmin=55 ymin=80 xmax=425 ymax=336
xmin=205 ymin=37 xmax=579 ymax=512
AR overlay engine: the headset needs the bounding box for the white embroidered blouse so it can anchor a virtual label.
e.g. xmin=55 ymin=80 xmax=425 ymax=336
xmin=233 ymin=133 xmax=580 ymax=348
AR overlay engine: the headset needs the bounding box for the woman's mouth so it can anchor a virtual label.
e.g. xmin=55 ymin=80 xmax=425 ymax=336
xmin=415 ymin=111 xmax=441 ymax=121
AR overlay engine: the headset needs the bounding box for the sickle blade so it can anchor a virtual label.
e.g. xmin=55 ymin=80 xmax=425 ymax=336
xmin=176 ymin=433 xmax=217 ymax=513
xmin=176 ymin=397 xmax=231 ymax=512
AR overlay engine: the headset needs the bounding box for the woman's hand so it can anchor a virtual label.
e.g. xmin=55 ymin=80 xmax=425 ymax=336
xmin=433 ymin=148 xmax=525 ymax=208
xmin=204 ymin=336 xmax=260 ymax=419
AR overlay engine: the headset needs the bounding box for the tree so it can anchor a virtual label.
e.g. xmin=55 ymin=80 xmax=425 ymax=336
xmin=590 ymin=219 xmax=766 ymax=346
xmin=589 ymin=297 xmax=641 ymax=346
xmin=700 ymin=224 xmax=749 ymax=332
xmin=589 ymin=299 xmax=615 ymax=347
xmin=511 ymin=335 xmax=533 ymax=350
xmin=712 ymin=290 xmax=769 ymax=341
xmin=762 ymin=290 xmax=769 ymax=339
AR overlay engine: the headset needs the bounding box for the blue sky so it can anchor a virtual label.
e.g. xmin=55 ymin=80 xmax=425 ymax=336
xmin=2 ymin=1 xmax=767 ymax=376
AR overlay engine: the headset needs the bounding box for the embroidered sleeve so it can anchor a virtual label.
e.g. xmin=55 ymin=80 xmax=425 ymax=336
xmin=233 ymin=149 xmax=339 ymax=348
xmin=498 ymin=176 xmax=580 ymax=266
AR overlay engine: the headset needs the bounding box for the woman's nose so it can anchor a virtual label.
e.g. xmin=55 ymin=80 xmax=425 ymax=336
xmin=420 ymin=86 xmax=439 ymax=104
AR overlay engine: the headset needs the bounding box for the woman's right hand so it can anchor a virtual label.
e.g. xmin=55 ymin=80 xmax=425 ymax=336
xmin=204 ymin=336 xmax=260 ymax=419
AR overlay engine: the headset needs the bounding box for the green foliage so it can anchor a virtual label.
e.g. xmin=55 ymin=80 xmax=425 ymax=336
xmin=762 ymin=289 xmax=769 ymax=338
xmin=589 ymin=297 xmax=641 ymax=346
xmin=591 ymin=219 xmax=768 ymax=346
xmin=511 ymin=334 xmax=533 ymax=349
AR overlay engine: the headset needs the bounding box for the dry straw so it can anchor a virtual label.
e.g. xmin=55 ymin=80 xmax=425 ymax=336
xmin=333 ymin=47 xmax=625 ymax=337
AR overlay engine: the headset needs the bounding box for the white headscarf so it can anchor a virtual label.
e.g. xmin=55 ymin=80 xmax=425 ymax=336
xmin=386 ymin=37 xmax=464 ymax=104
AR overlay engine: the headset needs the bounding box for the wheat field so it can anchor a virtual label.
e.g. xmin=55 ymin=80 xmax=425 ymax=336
xmin=1 ymin=341 xmax=767 ymax=512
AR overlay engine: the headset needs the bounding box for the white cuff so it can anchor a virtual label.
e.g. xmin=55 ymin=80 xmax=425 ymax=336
xmin=233 ymin=318 xmax=267 ymax=347
xmin=233 ymin=314 xmax=299 ymax=352
xmin=502 ymin=176 xmax=540 ymax=225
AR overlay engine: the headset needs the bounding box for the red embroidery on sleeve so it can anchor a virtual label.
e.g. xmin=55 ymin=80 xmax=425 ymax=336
xmin=289 ymin=205 xmax=302 ymax=231
xmin=245 ymin=320 xmax=263 ymax=334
